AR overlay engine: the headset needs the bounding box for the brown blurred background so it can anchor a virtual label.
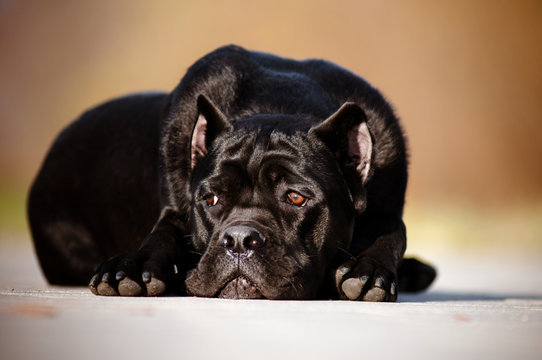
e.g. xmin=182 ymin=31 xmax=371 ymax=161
xmin=1 ymin=0 xmax=540 ymax=253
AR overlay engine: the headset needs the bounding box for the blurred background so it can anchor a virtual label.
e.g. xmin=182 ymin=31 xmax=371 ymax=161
xmin=1 ymin=0 xmax=540 ymax=257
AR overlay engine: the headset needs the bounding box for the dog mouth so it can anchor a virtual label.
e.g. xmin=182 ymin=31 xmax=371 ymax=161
xmin=217 ymin=276 xmax=264 ymax=299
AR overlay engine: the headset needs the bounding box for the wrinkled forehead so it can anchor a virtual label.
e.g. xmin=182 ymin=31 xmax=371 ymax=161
xmin=206 ymin=123 xmax=329 ymax=186
xmin=224 ymin=129 xmax=308 ymax=170
xmin=231 ymin=113 xmax=318 ymax=134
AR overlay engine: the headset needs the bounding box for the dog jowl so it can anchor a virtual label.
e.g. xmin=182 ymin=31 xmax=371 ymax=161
xmin=27 ymin=45 xmax=436 ymax=301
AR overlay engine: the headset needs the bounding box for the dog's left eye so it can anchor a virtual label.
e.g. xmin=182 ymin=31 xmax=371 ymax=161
xmin=286 ymin=191 xmax=308 ymax=207
xmin=204 ymin=194 xmax=219 ymax=207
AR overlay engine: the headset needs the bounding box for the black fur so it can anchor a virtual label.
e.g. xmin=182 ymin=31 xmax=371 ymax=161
xmin=28 ymin=45 xmax=435 ymax=301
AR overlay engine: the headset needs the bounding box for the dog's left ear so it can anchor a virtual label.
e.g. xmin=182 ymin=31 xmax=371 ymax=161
xmin=190 ymin=94 xmax=232 ymax=169
xmin=310 ymin=102 xmax=373 ymax=213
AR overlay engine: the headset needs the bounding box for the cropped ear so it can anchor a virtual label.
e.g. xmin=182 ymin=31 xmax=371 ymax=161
xmin=309 ymin=102 xmax=373 ymax=213
xmin=190 ymin=94 xmax=232 ymax=169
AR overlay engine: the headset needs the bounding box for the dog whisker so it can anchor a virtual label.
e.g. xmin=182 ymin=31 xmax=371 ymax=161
xmin=338 ymin=247 xmax=356 ymax=261
xmin=282 ymin=276 xmax=299 ymax=298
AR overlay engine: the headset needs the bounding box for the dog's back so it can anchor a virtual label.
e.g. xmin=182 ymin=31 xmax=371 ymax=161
xmin=28 ymin=93 xmax=167 ymax=284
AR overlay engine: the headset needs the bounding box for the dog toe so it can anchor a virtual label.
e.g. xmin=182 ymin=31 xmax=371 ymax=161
xmin=362 ymin=276 xmax=397 ymax=302
xmin=145 ymin=276 xmax=167 ymax=296
xmin=341 ymin=276 xmax=368 ymax=300
xmin=362 ymin=276 xmax=387 ymax=301
xmin=89 ymin=274 xmax=100 ymax=295
xmin=96 ymin=278 xmax=119 ymax=296
xmin=362 ymin=286 xmax=387 ymax=302
xmin=118 ymin=277 xmax=143 ymax=296
xmin=140 ymin=259 xmax=172 ymax=296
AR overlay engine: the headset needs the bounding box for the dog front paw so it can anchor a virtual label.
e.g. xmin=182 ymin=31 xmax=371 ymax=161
xmin=89 ymin=251 xmax=178 ymax=296
xmin=335 ymin=257 xmax=397 ymax=302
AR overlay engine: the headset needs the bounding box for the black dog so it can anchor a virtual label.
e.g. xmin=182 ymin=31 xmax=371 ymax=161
xmin=28 ymin=45 xmax=435 ymax=301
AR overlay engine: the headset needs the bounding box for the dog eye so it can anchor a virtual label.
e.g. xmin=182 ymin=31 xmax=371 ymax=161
xmin=286 ymin=191 xmax=308 ymax=207
xmin=204 ymin=194 xmax=219 ymax=207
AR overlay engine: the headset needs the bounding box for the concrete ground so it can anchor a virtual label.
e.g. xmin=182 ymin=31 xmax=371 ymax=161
xmin=1 ymin=239 xmax=541 ymax=360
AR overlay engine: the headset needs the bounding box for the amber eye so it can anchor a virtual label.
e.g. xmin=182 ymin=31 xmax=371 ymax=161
xmin=204 ymin=194 xmax=219 ymax=207
xmin=287 ymin=191 xmax=308 ymax=207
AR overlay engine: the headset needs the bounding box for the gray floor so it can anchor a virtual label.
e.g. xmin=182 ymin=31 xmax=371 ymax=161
xmin=1 ymin=240 xmax=541 ymax=360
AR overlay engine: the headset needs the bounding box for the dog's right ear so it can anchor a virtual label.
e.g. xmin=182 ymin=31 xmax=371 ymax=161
xmin=309 ymin=102 xmax=373 ymax=214
xmin=190 ymin=94 xmax=232 ymax=169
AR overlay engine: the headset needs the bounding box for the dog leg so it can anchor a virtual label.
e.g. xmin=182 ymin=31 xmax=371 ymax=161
xmin=335 ymin=212 xmax=406 ymax=302
xmin=89 ymin=208 xmax=188 ymax=296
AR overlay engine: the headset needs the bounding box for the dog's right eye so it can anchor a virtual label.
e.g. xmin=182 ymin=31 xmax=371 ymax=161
xmin=204 ymin=194 xmax=219 ymax=207
xmin=286 ymin=191 xmax=308 ymax=207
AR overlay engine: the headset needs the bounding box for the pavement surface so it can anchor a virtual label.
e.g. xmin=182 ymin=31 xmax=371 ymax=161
xmin=1 ymin=239 xmax=541 ymax=360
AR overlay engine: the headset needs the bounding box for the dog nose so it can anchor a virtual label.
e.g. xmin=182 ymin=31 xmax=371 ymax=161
xmin=220 ymin=225 xmax=265 ymax=254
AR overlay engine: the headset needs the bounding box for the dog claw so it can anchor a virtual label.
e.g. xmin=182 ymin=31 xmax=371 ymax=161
xmin=390 ymin=282 xmax=396 ymax=296
xmin=115 ymin=271 xmax=126 ymax=281
xmin=142 ymin=271 xmax=151 ymax=283
xmin=335 ymin=265 xmax=353 ymax=289
xmin=101 ymin=272 xmax=110 ymax=283
xmin=89 ymin=274 xmax=99 ymax=294
xmin=374 ymin=277 xmax=384 ymax=288
xmin=118 ymin=278 xmax=142 ymax=296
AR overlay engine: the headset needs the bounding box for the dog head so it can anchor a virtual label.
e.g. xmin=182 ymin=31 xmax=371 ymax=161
xmin=184 ymin=95 xmax=373 ymax=299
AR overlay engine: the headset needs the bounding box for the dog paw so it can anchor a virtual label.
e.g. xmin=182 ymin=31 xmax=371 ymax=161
xmin=335 ymin=257 xmax=397 ymax=302
xmin=89 ymin=251 xmax=177 ymax=296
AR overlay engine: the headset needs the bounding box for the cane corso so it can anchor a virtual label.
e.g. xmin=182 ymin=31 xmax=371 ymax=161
xmin=28 ymin=45 xmax=435 ymax=301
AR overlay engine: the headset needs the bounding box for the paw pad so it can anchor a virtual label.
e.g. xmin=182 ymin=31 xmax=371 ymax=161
xmin=341 ymin=276 xmax=368 ymax=300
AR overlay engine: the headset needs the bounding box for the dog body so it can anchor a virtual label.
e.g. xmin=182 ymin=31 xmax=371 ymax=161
xmin=28 ymin=45 xmax=435 ymax=301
